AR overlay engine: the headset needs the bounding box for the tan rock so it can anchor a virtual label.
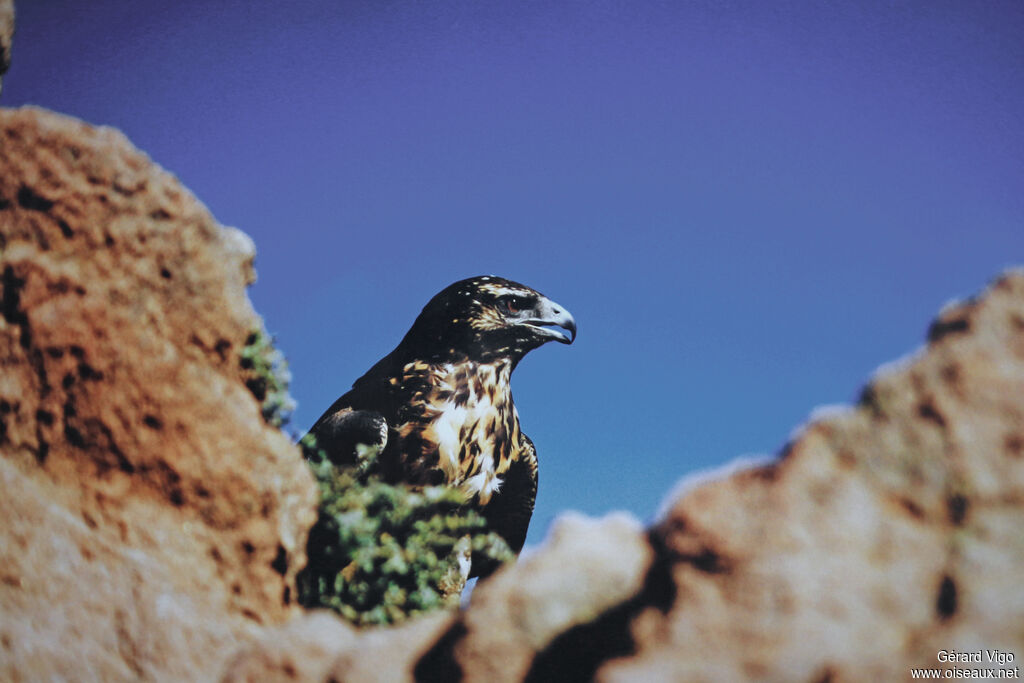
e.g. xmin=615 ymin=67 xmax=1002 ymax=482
xmin=218 ymin=512 xmax=655 ymax=682
xmin=597 ymin=271 xmax=1024 ymax=682
xmin=220 ymin=612 xmax=358 ymax=683
xmin=221 ymin=611 xmax=454 ymax=683
xmin=0 ymin=106 xmax=319 ymax=681
xmin=450 ymin=512 xmax=655 ymax=682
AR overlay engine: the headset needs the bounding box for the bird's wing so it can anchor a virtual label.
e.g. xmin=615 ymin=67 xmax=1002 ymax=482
xmin=309 ymin=406 xmax=389 ymax=468
xmin=471 ymin=434 xmax=539 ymax=578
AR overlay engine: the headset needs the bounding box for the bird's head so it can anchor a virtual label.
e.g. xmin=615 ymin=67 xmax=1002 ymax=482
xmin=400 ymin=276 xmax=576 ymax=364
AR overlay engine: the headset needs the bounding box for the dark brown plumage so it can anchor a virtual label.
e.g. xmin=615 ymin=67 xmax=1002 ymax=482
xmin=307 ymin=275 xmax=576 ymax=577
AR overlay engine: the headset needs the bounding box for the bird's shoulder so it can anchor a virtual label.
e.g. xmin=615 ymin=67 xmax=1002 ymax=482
xmin=309 ymin=403 xmax=388 ymax=468
xmin=307 ymin=356 xmax=444 ymax=464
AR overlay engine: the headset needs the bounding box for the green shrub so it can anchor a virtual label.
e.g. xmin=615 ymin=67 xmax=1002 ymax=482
xmin=296 ymin=434 xmax=514 ymax=626
xmin=239 ymin=330 xmax=295 ymax=427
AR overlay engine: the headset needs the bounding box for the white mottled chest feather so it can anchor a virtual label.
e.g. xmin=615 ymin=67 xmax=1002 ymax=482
xmin=419 ymin=361 xmax=517 ymax=503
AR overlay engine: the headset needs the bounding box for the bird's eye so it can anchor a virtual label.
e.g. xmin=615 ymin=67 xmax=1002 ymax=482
xmin=502 ymin=297 xmax=523 ymax=315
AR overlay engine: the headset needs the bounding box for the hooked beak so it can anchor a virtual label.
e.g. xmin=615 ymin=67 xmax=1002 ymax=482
xmin=524 ymin=297 xmax=577 ymax=345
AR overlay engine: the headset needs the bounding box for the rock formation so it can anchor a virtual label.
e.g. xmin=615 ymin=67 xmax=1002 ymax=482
xmin=0 ymin=106 xmax=318 ymax=680
xmin=2 ymin=14 xmax=1023 ymax=680
xmin=600 ymin=271 xmax=1024 ymax=681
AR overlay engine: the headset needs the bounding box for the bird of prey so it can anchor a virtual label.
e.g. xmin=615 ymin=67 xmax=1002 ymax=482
xmin=307 ymin=275 xmax=576 ymax=577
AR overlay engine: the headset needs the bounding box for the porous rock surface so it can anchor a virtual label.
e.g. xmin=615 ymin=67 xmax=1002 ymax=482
xmin=0 ymin=106 xmax=318 ymax=680
xmin=2 ymin=100 xmax=1023 ymax=683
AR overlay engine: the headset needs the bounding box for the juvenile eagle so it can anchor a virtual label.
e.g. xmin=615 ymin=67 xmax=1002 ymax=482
xmin=307 ymin=276 xmax=576 ymax=577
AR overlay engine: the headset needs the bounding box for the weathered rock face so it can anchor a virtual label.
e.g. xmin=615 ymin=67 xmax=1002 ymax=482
xmin=603 ymin=272 xmax=1024 ymax=681
xmin=0 ymin=107 xmax=319 ymax=680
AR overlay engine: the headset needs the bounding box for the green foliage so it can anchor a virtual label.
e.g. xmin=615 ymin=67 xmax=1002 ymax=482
xmin=297 ymin=435 xmax=514 ymax=626
xmin=240 ymin=330 xmax=295 ymax=427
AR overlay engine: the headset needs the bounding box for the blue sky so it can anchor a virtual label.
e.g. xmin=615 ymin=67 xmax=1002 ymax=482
xmin=5 ymin=0 xmax=1022 ymax=546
